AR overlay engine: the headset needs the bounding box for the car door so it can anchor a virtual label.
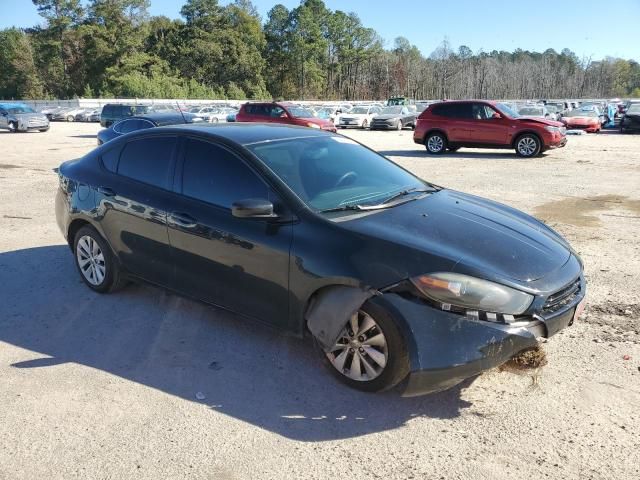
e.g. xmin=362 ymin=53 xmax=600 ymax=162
xmin=97 ymin=135 xmax=178 ymax=286
xmin=435 ymin=103 xmax=473 ymax=142
xmin=167 ymin=137 xmax=293 ymax=326
xmin=467 ymin=103 xmax=511 ymax=144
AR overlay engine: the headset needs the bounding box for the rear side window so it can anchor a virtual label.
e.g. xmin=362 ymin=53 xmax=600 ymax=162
xmin=114 ymin=119 xmax=155 ymax=134
xmin=102 ymin=105 xmax=114 ymax=116
xmin=431 ymin=103 xmax=472 ymax=119
xmin=117 ymin=136 xmax=177 ymax=189
xmin=181 ymin=139 xmax=268 ymax=209
xmin=101 ymin=147 xmax=120 ymax=172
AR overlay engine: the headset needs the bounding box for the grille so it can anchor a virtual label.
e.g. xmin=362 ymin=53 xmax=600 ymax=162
xmin=542 ymin=278 xmax=581 ymax=314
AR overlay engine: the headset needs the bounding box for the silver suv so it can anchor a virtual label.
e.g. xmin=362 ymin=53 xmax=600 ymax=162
xmin=0 ymin=103 xmax=49 ymax=132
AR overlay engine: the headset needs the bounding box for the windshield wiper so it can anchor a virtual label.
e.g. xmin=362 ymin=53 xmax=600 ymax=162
xmin=319 ymin=204 xmax=365 ymax=213
xmin=380 ymin=187 xmax=434 ymax=205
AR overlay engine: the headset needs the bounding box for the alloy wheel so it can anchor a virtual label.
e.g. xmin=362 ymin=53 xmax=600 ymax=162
xmin=326 ymin=310 xmax=388 ymax=381
xmin=427 ymin=135 xmax=444 ymax=153
xmin=76 ymin=235 xmax=106 ymax=286
xmin=517 ymin=136 xmax=538 ymax=156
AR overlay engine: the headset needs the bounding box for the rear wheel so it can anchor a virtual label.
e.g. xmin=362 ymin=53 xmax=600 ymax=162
xmin=322 ymin=301 xmax=409 ymax=392
xmin=8 ymin=121 xmax=18 ymax=132
xmin=73 ymin=225 xmax=125 ymax=293
xmin=425 ymin=132 xmax=447 ymax=154
xmin=396 ymin=121 xmax=403 ymax=131
xmin=515 ymin=134 xmax=542 ymax=157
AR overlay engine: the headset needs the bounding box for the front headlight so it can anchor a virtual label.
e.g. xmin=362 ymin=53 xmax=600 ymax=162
xmin=307 ymin=122 xmax=321 ymax=129
xmin=545 ymin=126 xmax=561 ymax=133
xmin=410 ymin=272 xmax=533 ymax=315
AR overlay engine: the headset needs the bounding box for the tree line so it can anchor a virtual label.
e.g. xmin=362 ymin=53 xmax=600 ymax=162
xmin=1 ymin=0 xmax=639 ymax=101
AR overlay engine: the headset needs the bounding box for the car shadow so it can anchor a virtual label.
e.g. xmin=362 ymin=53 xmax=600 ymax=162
xmin=0 ymin=245 xmax=476 ymax=441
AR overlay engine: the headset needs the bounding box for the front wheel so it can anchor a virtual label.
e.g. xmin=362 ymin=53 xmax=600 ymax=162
xmin=425 ymin=132 xmax=447 ymax=154
xmin=396 ymin=121 xmax=403 ymax=131
xmin=322 ymin=301 xmax=409 ymax=392
xmin=362 ymin=119 xmax=368 ymax=129
xmin=8 ymin=121 xmax=18 ymax=132
xmin=515 ymin=134 xmax=542 ymax=157
xmin=67 ymin=115 xmax=75 ymax=122
xmin=74 ymin=225 xmax=125 ymax=293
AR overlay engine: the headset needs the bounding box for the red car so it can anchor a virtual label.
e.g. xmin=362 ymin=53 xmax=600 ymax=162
xmin=560 ymin=109 xmax=601 ymax=133
xmin=236 ymin=102 xmax=337 ymax=132
xmin=414 ymin=100 xmax=567 ymax=157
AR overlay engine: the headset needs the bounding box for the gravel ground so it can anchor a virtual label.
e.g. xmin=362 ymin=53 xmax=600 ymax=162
xmin=0 ymin=123 xmax=639 ymax=480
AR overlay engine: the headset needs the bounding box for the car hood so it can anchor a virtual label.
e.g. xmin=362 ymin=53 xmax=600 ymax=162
xmin=342 ymin=189 xmax=571 ymax=285
xmin=13 ymin=113 xmax=48 ymax=121
xmin=374 ymin=114 xmax=403 ymax=120
xmin=516 ymin=116 xmax=563 ymax=127
xmin=302 ymin=117 xmax=334 ymax=128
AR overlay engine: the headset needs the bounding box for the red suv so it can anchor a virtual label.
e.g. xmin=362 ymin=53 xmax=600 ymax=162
xmin=236 ymin=102 xmax=337 ymax=132
xmin=414 ymin=100 xmax=567 ymax=157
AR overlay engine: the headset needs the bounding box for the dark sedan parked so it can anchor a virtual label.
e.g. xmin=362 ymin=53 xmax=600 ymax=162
xmin=370 ymin=106 xmax=417 ymax=130
xmin=620 ymin=103 xmax=640 ymax=133
xmin=55 ymin=124 xmax=585 ymax=396
xmin=97 ymin=112 xmax=202 ymax=145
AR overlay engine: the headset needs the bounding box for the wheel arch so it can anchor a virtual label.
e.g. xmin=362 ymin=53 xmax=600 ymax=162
xmin=511 ymin=130 xmax=543 ymax=148
xmin=67 ymin=218 xmax=92 ymax=250
xmin=423 ymin=128 xmax=449 ymax=143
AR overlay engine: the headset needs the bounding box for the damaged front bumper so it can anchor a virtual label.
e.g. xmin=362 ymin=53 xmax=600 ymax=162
xmin=376 ymin=282 xmax=585 ymax=397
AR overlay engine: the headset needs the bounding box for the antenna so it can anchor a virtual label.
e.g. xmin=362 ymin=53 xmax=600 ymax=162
xmin=177 ymin=100 xmax=188 ymax=124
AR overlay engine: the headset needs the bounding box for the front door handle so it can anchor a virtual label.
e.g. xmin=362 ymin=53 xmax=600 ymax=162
xmin=170 ymin=212 xmax=197 ymax=228
xmin=97 ymin=186 xmax=115 ymax=196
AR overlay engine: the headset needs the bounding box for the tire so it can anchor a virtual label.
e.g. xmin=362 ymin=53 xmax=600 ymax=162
xmin=425 ymin=132 xmax=447 ymax=154
xmin=39 ymin=128 xmax=49 ymax=132
xmin=73 ymin=225 xmax=125 ymax=293
xmin=8 ymin=121 xmax=18 ymax=133
xmin=515 ymin=133 xmax=542 ymax=158
xmin=67 ymin=115 xmax=74 ymax=122
xmin=321 ymin=300 xmax=410 ymax=393
xmin=362 ymin=120 xmax=368 ymax=129
xmin=396 ymin=121 xmax=403 ymax=131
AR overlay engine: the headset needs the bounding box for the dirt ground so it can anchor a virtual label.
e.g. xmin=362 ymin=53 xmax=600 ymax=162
xmin=0 ymin=122 xmax=639 ymax=480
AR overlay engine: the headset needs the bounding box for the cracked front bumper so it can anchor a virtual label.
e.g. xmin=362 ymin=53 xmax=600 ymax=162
xmin=375 ymin=286 xmax=583 ymax=397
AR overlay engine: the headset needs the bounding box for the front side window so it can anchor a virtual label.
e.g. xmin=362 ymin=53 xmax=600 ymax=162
xmin=247 ymin=136 xmax=428 ymax=212
xmin=181 ymin=139 xmax=268 ymax=209
xmin=472 ymin=104 xmax=498 ymax=120
xmin=117 ymin=136 xmax=177 ymax=189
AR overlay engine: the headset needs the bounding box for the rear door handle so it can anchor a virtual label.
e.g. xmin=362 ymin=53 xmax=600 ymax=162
xmin=97 ymin=186 xmax=115 ymax=196
xmin=170 ymin=212 xmax=197 ymax=228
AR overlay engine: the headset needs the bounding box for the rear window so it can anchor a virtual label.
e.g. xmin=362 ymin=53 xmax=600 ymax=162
xmin=431 ymin=103 xmax=472 ymax=119
xmin=117 ymin=136 xmax=177 ymax=189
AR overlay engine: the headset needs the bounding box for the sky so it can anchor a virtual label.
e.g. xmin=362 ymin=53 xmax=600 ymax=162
xmin=2 ymin=0 xmax=639 ymax=61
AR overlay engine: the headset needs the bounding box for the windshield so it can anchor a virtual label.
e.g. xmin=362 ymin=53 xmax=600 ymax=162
xmin=381 ymin=106 xmax=403 ymax=115
xmin=316 ymin=108 xmax=332 ymax=119
xmin=518 ymin=107 xmax=544 ymax=116
xmin=287 ymin=107 xmax=315 ymax=118
xmin=350 ymin=107 xmax=369 ymax=114
xmin=627 ymin=104 xmax=640 ymax=114
xmin=496 ymin=103 xmax=519 ymax=118
xmin=4 ymin=105 xmax=36 ymax=114
xmin=565 ymin=110 xmax=597 ymax=117
xmin=247 ymin=136 xmax=428 ymax=212
xmin=546 ymin=105 xmax=558 ymax=113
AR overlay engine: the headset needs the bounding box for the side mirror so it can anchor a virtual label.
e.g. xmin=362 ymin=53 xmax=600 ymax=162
xmin=491 ymin=112 xmax=502 ymax=119
xmin=232 ymin=198 xmax=277 ymax=219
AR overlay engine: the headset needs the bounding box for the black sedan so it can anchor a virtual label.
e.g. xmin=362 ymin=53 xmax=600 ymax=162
xmin=55 ymin=124 xmax=585 ymax=396
xmin=620 ymin=103 xmax=640 ymax=133
xmin=370 ymin=106 xmax=417 ymax=130
xmin=97 ymin=112 xmax=202 ymax=145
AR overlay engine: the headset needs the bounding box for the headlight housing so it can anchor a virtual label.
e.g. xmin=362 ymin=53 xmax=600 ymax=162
xmin=545 ymin=125 xmax=561 ymax=133
xmin=410 ymin=273 xmax=533 ymax=315
xmin=307 ymin=122 xmax=321 ymax=129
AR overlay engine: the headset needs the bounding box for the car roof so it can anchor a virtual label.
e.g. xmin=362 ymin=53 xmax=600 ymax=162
xmin=129 ymin=112 xmax=189 ymax=125
xmin=0 ymin=102 xmax=29 ymax=109
xmin=152 ymin=123 xmax=333 ymax=145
